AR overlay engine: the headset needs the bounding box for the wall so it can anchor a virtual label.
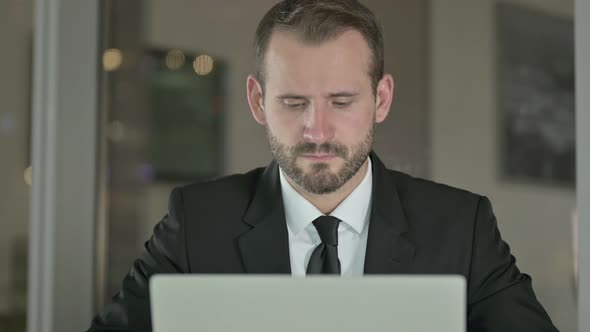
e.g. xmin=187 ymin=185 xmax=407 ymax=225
xmin=431 ymin=0 xmax=576 ymax=331
xmin=0 ymin=0 xmax=32 ymax=314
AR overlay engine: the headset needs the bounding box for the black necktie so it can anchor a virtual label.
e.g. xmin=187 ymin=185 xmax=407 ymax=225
xmin=306 ymin=216 xmax=341 ymax=275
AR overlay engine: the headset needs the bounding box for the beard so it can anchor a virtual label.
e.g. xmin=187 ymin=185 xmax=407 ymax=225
xmin=266 ymin=124 xmax=374 ymax=195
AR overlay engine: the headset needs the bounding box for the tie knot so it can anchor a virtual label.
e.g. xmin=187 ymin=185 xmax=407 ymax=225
xmin=312 ymin=216 xmax=341 ymax=246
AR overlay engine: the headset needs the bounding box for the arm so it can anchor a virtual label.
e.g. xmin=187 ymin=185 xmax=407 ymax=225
xmin=87 ymin=187 xmax=188 ymax=332
xmin=466 ymin=196 xmax=558 ymax=331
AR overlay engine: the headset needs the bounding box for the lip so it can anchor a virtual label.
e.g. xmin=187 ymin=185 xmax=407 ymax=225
xmin=301 ymin=154 xmax=336 ymax=161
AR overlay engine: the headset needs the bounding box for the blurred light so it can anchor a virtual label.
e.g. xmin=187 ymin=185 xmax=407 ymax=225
xmin=103 ymin=48 xmax=123 ymax=71
xmin=107 ymin=120 xmax=126 ymax=141
xmin=193 ymin=54 xmax=214 ymax=75
xmin=165 ymin=49 xmax=185 ymax=70
xmin=24 ymin=166 xmax=32 ymax=186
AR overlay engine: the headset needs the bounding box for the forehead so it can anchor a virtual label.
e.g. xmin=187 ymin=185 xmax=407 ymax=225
xmin=264 ymin=29 xmax=372 ymax=94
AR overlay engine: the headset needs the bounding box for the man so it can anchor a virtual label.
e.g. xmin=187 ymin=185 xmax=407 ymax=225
xmin=88 ymin=0 xmax=558 ymax=331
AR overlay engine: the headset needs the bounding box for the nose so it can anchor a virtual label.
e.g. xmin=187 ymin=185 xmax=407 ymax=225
xmin=303 ymin=102 xmax=335 ymax=144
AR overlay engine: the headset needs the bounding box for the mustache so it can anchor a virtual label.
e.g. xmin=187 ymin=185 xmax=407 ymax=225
xmin=292 ymin=142 xmax=348 ymax=158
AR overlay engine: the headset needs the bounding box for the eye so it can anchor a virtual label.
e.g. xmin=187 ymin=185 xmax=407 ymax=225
xmin=282 ymin=99 xmax=307 ymax=110
xmin=332 ymin=101 xmax=352 ymax=109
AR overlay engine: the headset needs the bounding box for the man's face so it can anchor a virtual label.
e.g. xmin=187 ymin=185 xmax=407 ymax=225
xmin=248 ymin=30 xmax=392 ymax=195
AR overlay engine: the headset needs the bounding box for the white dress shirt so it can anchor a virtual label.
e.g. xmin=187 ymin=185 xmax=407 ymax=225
xmin=279 ymin=157 xmax=373 ymax=277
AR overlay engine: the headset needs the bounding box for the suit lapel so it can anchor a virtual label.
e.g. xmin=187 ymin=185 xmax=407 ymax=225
xmin=364 ymin=152 xmax=416 ymax=274
xmin=237 ymin=161 xmax=292 ymax=274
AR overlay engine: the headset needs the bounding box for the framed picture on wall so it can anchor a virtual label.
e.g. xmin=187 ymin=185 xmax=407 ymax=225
xmin=142 ymin=48 xmax=226 ymax=182
xmin=496 ymin=3 xmax=575 ymax=186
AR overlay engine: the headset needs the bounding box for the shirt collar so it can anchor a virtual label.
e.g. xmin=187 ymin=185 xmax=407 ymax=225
xmin=279 ymin=157 xmax=373 ymax=236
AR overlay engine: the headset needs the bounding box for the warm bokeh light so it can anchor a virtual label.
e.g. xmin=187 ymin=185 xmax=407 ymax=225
xmin=103 ymin=48 xmax=123 ymax=71
xmin=24 ymin=166 xmax=32 ymax=186
xmin=193 ymin=54 xmax=214 ymax=75
xmin=165 ymin=49 xmax=185 ymax=70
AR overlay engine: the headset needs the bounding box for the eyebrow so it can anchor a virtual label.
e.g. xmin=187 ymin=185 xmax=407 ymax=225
xmin=276 ymin=91 xmax=359 ymax=100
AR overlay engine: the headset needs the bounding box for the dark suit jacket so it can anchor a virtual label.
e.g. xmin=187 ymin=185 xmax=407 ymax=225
xmin=88 ymin=152 xmax=558 ymax=332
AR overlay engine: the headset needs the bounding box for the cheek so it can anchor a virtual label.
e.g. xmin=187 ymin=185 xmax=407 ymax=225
xmin=336 ymin=109 xmax=374 ymax=137
xmin=266 ymin=110 xmax=303 ymax=139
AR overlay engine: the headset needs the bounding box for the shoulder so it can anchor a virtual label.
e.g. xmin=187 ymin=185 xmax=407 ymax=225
xmin=178 ymin=166 xmax=265 ymax=197
xmin=169 ymin=167 xmax=266 ymax=208
xmin=388 ymin=169 xmax=481 ymax=201
xmin=386 ymin=169 xmax=484 ymax=218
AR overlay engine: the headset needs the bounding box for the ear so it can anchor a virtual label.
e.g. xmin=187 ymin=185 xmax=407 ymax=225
xmin=247 ymin=75 xmax=266 ymax=125
xmin=374 ymin=74 xmax=394 ymax=124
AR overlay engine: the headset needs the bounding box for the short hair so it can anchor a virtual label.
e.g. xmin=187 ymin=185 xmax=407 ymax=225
xmin=254 ymin=0 xmax=384 ymax=95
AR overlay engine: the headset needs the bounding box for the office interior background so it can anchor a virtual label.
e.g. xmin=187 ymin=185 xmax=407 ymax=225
xmin=0 ymin=0 xmax=588 ymax=332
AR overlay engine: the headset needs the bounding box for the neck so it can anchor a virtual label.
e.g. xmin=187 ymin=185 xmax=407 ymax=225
xmin=285 ymin=159 xmax=369 ymax=215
